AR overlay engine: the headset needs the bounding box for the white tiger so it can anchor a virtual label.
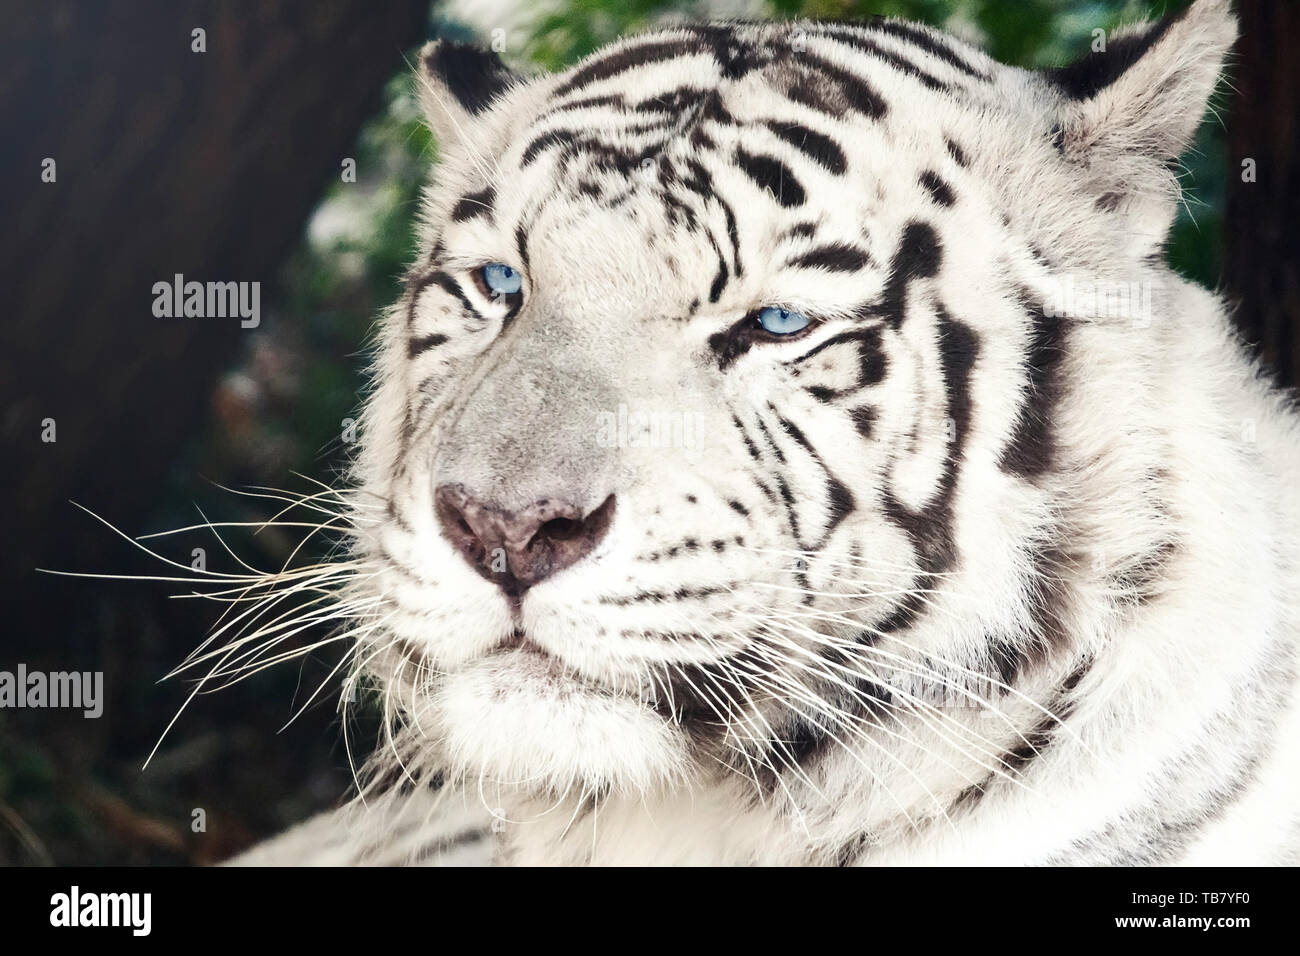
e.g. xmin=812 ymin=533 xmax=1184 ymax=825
xmin=233 ymin=0 xmax=1300 ymax=866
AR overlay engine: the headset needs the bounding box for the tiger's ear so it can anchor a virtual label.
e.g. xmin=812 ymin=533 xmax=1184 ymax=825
xmin=417 ymin=39 xmax=521 ymax=146
xmin=1045 ymin=0 xmax=1236 ymax=237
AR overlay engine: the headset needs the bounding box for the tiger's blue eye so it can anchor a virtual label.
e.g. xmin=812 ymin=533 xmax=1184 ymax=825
xmin=480 ymin=262 xmax=522 ymax=296
xmin=757 ymin=306 xmax=810 ymax=336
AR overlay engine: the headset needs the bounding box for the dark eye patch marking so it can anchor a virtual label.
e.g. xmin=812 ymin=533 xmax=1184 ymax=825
xmin=403 ymin=255 xmax=530 ymax=355
xmin=858 ymin=334 xmax=887 ymax=386
xmin=918 ymin=170 xmax=956 ymax=207
xmin=763 ymin=121 xmax=847 ymax=175
xmin=451 ymin=186 xmax=496 ymax=222
xmin=789 ymin=327 xmax=886 ymax=405
xmin=785 ymin=326 xmax=882 ymax=369
xmin=786 ymin=242 xmax=872 ymax=272
xmin=407 ymin=267 xmax=478 ymax=321
xmin=734 ymin=147 xmax=805 ymax=207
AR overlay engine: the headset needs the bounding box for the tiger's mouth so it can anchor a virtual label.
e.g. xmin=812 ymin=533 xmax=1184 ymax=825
xmin=496 ymin=628 xmax=545 ymax=657
xmin=488 ymin=627 xmax=660 ymax=706
xmin=492 ymin=628 xmax=571 ymax=679
xmin=498 ymin=628 xmax=529 ymax=651
xmin=497 ymin=627 xmax=554 ymax=656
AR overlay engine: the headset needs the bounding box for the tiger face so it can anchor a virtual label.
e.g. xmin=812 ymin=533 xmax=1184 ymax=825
xmin=354 ymin=6 xmax=1235 ymax=810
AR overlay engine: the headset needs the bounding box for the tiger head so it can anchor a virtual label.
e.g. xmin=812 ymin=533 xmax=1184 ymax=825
xmin=352 ymin=1 xmax=1235 ymax=821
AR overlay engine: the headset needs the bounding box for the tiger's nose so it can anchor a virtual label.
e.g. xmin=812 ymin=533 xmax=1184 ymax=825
xmin=434 ymin=484 xmax=616 ymax=593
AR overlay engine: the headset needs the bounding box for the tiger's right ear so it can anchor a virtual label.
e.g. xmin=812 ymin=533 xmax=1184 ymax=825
xmin=417 ymin=40 xmax=521 ymax=146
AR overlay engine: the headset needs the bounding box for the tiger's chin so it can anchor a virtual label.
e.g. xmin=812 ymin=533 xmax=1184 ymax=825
xmin=430 ymin=643 xmax=690 ymax=797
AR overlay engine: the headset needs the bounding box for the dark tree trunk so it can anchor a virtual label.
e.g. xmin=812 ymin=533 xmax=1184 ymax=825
xmin=1224 ymin=0 xmax=1300 ymax=389
xmin=0 ymin=0 xmax=428 ymax=593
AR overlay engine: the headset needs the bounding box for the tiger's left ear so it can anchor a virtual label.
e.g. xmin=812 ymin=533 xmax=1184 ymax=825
xmin=1046 ymin=0 xmax=1237 ymax=227
xmin=417 ymin=39 xmax=522 ymax=147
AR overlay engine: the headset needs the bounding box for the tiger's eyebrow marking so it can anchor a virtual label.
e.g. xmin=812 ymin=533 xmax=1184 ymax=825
xmin=783 ymin=221 xmax=820 ymax=240
xmin=865 ymin=18 xmax=993 ymax=80
xmin=634 ymin=86 xmax=713 ymax=114
xmin=451 ymin=186 xmax=496 ymax=222
xmin=514 ymin=224 xmax=531 ymax=271
xmin=944 ymin=136 xmax=970 ymax=168
xmin=681 ymin=157 xmax=743 ymax=278
xmin=550 ymin=39 xmax=707 ymax=98
xmin=734 ymin=147 xmax=805 ymax=207
xmin=546 ymin=92 xmax=627 ymax=115
xmin=786 ymin=242 xmax=873 ymax=272
xmin=810 ymin=25 xmax=952 ymax=92
xmin=781 ymin=51 xmax=888 ymax=120
xmin=762 ymin=121 xmax=848 ymax=175
xmin=521 ymin=129 xmax=580 ymax=166
xmin=707 ymin=235 xmax=729 ymax=304
xmin=918 ymin=170 xmax=956 ymax=207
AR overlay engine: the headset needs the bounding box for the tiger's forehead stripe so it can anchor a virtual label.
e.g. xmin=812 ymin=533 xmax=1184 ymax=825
xmin=540 ymin=19 xmax=996 ymax=114
xmin=866 ymin=18 xmax=993 ymax=80
xmin=450 ymin=185 xmax=495 ymax=223
xmin=762 ymin=121 xmax=847 ymax=175
xmin=485 ymin=19 xmax=1005 ymax=250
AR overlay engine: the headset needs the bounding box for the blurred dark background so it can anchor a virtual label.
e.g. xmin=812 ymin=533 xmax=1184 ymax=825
xmin=0 ymin=0 xmax=1294 ymax=864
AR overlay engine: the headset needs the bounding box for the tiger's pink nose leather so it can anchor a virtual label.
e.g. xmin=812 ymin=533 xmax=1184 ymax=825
xmin=434 ymin=484 xmax=616 ymax=593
